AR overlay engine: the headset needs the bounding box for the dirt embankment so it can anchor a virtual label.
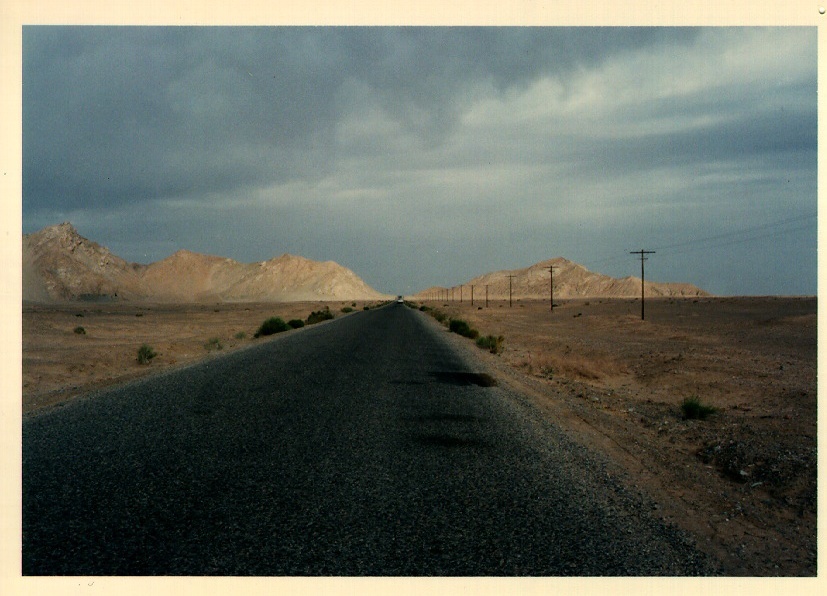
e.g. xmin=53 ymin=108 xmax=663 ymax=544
xmin=416 ymin=296 xmax=816 ymax=576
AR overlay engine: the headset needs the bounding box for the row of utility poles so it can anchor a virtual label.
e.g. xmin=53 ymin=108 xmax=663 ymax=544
xmin=426 ymin=285 xmax=490 ymax=307
xmin=423 ymin=251 xmax=655 ymax=320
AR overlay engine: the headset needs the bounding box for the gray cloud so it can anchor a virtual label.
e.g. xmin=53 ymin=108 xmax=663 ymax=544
xmin=22 ymin=27 xmax=816 ymax=295
xmin=23 ymin=27 xmax=700 ymax=208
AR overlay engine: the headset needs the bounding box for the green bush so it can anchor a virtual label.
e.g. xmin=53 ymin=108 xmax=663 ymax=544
xmin=73 ymin=326 xmax=86 ymax=335
xmin=341 ymin=306 xmax=354 ymax=313
xmin=307 ymin=307 xmax=334 ymax=325
xmin=137 ymin=344 xmax=157 ymax=365
xmin=363 ymin=306 xmax=370 ymax=311
xmin=681 ymin=397 xmax=716 ymax=420
xmin=204 ymin=337 xmax=223 ymax=351
xmin=234 ymin=331 xmax=246 ymax=340
xmin=431 ymin=310 xmax=447 ymax=323
xmin=476 ymin=335 xmax=504 ymax=354
xmin=288 ymin=319 xmax=305 ymax=329
xmin=255 ymin=317 xmax=290 ymax=337
xmin=449 ymin=318 xmax=479 ymax=339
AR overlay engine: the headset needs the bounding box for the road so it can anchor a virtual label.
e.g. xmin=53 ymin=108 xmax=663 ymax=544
xmin=23 ymin=303 xmax=719 ymax=575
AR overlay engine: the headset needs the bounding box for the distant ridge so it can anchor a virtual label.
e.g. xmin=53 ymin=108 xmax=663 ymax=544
xmin=22 ymin=223 xmax=391 ymax=303
xmin=414 ymin=257 xmax=709 ymax=300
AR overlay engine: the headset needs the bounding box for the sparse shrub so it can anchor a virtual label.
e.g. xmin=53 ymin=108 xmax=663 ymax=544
xmin=363 ymin=306 xmax=370 ymax=311
xmin=431 ymin=310 xmax=447 ymax=323
xmin=681 ymin=397 xmax=716 ymax=420
xmin=205 ymin=337 xmax=223 ymax=351
xmin=135 ymin=313 xmax=143 ymax=317
xmin=351 ymin=302 xmax=356 ymax=307
xmin=75 ymin=313 xmax=84 ymax=317
xmin=449 ymin=318 xmax=479 ymax=339
xmin=307 ymin=307 xmax=334 ymax=325
xmin=476 ymin=334 xmax=504 ymax=354
xmin=288 ymin=319 xmax=305 ymax=329
xmin=419 ymin=305 xmax=430 ymax=312
xmin=341 ymin=306 xmax=354 ymax=313
xmin=539 ymin=366 xmax=554 ymax=379
xmin=255 ymin=317 xmax=290 ymax=337
xmin=234 ymin=331 xmax=246 ymax=340
xmin=73 ymin=326 xmax=86 ymax=335
xmin=137 ymin=344 xmax=157 ymax=365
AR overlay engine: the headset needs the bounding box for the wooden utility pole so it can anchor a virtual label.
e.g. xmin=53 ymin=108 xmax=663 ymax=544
xmin=507 ymin=274 xmax=516 ymax=307
xmin=630 ymin=249 xmax=655 ymax=320
xmin=485 ymin=285 xmax=489 ymax=308
xmin=471 ymin=284 xmax=475 ymax=305
xmin=547 ymin=265 xmax=558 ymax=312
xmin=460 ymin=285 xmax=463 ymax=303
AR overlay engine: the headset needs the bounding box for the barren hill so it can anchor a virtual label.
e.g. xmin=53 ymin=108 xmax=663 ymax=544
xmin=23 ymin=223 xmax=390 ymax=303
xmin=415 ymin=257 xmax=709 ymax=300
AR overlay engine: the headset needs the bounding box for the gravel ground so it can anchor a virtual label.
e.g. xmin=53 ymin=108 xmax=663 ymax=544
xmin=23 ymin=303 xmax=720 ymax=575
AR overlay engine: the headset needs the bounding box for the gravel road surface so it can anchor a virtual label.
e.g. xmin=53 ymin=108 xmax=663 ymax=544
xmin=23 ymin=303 xmax=720 ymax=575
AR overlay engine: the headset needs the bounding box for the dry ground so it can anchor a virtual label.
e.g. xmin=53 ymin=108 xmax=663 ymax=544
xmin=22 ymin=300 xmax=377 ymax=414
xmin=21 ymin=296 xmax=817 ymax=575
xmin=419 ymin=296 xmax=817 ymax=576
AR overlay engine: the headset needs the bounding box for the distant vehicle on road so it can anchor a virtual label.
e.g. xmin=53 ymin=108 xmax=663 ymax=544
xmin=396 ymin=296 xmax=404 ymax=303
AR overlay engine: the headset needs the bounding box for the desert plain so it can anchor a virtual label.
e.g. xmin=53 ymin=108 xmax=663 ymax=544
xmin=22 ymin=295 xmax=816 ymax=575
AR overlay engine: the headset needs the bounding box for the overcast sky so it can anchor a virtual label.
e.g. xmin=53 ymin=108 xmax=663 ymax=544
xmin=22 ymin=27 xmax=816 ymax=296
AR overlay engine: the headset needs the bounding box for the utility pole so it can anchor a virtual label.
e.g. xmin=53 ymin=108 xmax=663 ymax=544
xmin=507 ymin=274 xmax=516 ymax=307
xmin=470 ymin=284 xmax=475 ymax=306
xmin=547 ymin=265 xmax=558 ymax=312
xmin=630 ymin=249 xmax=655 ymax=320
xmin=485 ymin=285 xmax=489 ymax=308
xmin=460 ymin=285 xmax=463 ymax=303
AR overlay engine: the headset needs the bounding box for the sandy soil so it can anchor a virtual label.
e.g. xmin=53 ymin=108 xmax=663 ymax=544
xmin=21 ymin=296 xmax=816 ymax=575
xmin=22 ymin=301 xmax=378 ymax=414
xmin=420 ymin=296 xmax=817 ymax=576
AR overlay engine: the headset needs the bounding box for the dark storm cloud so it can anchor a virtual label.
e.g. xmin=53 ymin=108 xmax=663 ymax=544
xmin=569 ymin=105 xmax=817 ymax=179
xmin=23 ymin=26 xmax=699 ymax=211
xmin=22 ymin=27 xmax=816 ymax=295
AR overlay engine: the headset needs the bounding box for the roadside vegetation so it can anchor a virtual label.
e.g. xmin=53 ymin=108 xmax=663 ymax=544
xmin=255 ymin=317 xmax=290 ymax=337
xmin=137 ymin=344 xmax=157 ymax=365
xmin=476 ymin=334 xmax=504 ymax=354
xmin=413 ymin=301 xmax=505 ymax=356
xmin=307 ymin=306 xmax=334 ymax=325
xmin=204 ymin=337 xmax=223 ymax=351
xmin=448 ymin=318 xmax=479 ymax=339
xmin=680 ymin=396 xmax=717 ymax=420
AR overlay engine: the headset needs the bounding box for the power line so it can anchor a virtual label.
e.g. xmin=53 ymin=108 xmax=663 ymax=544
xmin=651 ymin=212 xmax=816 ymax=254
xmin=580 ymin=212 xmax=816 ymax=273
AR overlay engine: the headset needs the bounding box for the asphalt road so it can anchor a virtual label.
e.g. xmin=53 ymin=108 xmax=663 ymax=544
xmin=23 ymin=303 xmax=719 ymax=575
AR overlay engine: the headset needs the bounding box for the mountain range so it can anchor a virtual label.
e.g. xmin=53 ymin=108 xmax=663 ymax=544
xmin=23 ymin=223 xmax=708 ymax=303
xmin=414 ymin=257 xmax=709 ymax=301
xmin=22 ymin=223 xmax=391 ymax=303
